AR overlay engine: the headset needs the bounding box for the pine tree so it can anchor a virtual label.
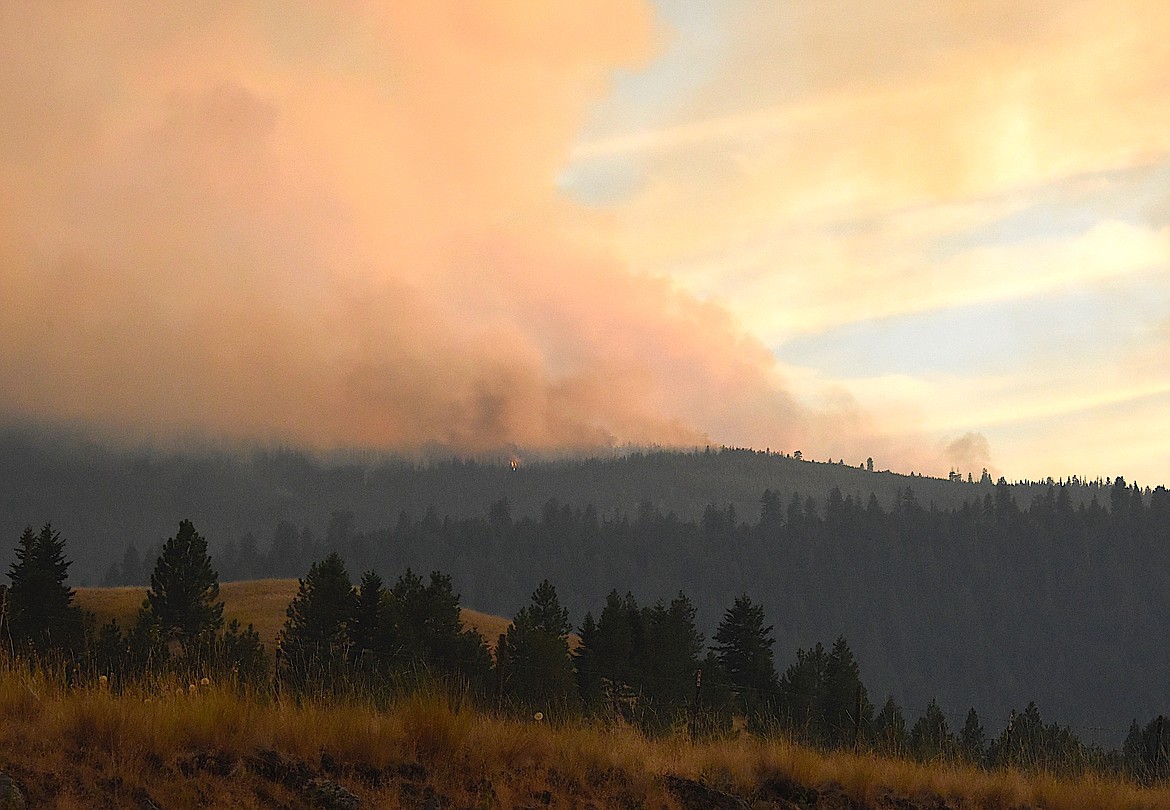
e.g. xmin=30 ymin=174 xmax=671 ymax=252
xmin=713 ymin=594 xmax=778 ymax=720
xmin=214 ymin=619 xmax=268 ymax=683
xmin=1120 ymin=716 xmax=1170 ymax=782
xmin=873 ymin=696 xmax=908 ymax=754
xmin=237 ymin=532 xmax=262 ymax=580
xmin=1123 ymin=719 xmax=1147 ymax=779
xmin=910 ymin=698 xmax=952 ymax=760
xmin=500 ymin=580 xmax=577 ymax=712
xmin=122 ymin=599 xmax=170 ymax=678
xmin=778 ymin=642 xmax=828 ymax=735
xmin=123 ymin=602 xmax=171 ymax=676
xmin=572 ymin=590 xmax=704 ymax=727
xmin=959 ymin=707 xmax=986 ymax=763
xmin=387 ymin=568 xmax=427 ymax=661
xmin=417 ymin=572 xmax=468 ymax=657
xmin=381 ymin=569 xmax=492 ymax=687
xmin=279 ymin=552 xmax=356 ymax=688
xmin=818 ymin=636 xmax=872 ymax=747
xmin=641 ymin=592 xmax=705 ymax=713
xmin=527 ymin=579 xmax=572 ymax=637
xmin=88 ymin=617 xmax=128 ymax=679
xmin=121 ymin=543 xmax=144 ymax=585
xmin=1013 ymin=701 xmax=1045 ymax=767
xmin=5 ymin=524 xmax=85 ymax=656
xmin=758 ymin=489 xmax=784 ymax=535
xmin=579 ymin=590 xmax=640 ymax=697
xmin=100 ymin=561 xmax=122 ymax=587
xmin=143 ymin=520 xmax=224 ymax=651
xmin=573 ymin=611 xmax=602 ymax=706
xmin=416 ymin=571 xmax=492 ymax=689
xmin=350 ymin=570 xmax=389 ymax=667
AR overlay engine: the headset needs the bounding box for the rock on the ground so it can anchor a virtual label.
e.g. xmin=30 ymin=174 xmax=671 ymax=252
xmin=304 ymin=776 xmax=360 ymax=810
xmin=0 ymin=773 xmax=27 ymax=810
xmin=664 ymin=775 xmax=751 ymax=810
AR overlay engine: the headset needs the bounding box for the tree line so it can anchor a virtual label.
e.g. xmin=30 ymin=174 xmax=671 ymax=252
xmin=1 ymin=521 xmax=268 ymax=684
xmin=1 ymin=432 xmax=1124 ymax=586
xmin=3 ymin=519 xmax=1168 ymax=784
xmin=100 ymin=475 xmax=1170 ymax=747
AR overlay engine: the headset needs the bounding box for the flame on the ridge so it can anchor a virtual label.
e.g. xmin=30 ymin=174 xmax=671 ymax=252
xmin=511 ymin=457 xmax=520 ymax=471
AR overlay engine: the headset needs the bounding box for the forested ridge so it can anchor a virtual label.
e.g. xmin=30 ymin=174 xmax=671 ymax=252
xmin=0 ymin=427 xmax=1120 ymax=582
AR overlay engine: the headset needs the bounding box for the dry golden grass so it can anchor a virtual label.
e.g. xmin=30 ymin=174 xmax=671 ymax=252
xmin=59 ymin=583 xmax=1164 ymax=807
xmin=77 ymin=579 xmax=302 ymax=652
xmin=2 ymin=664 xmax=1170 ymax=809
xmin=73 ymin=585 xmax=144 ymax=626
xmin=217 ymin=578 xmax=300 ymax=650
xmin=1 ymin=662 xmax=1167 ymax=809
xmin=460 ymin=606 xmax=511 ymax=652
xmin=76 ymin=579 xmax=510 ymax=654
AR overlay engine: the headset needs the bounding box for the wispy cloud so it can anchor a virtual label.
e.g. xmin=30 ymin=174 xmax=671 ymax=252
xmin=561 ymin=0 xmax=1170 ymax=480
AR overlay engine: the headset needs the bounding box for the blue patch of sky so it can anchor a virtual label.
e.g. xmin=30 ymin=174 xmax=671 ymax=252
xmin=558 ymin=0 xmax=726 ymax=206
xmin=777 ymin=268 xmax=1170 ymax=379
xmin=558 ymin=157 xmax=646 ymax=206
xmin=933 ymin=162 xmax=1170 ymax=258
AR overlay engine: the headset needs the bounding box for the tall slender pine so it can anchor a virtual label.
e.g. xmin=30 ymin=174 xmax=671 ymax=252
xmin=144 ymin=519 xmax=224 ymax=650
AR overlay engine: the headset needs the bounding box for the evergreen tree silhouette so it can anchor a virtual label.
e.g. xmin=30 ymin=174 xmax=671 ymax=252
xmin=910 ymin=698 xmax=952 ymax=760
xmin=959 ymin=707 xmax=986 ymax=763
xmin=279 ymin=552 xmax=355 ymax=688
xmin=416 ymin=571 xmax=493 ymax=689
xmin=143 ymin=519 xmax=224 ymax=651
xmin=382 ymin=569 xmax=492 ymax=688
xmin=713 ymin=594 xmax=778 ymax=720
xmin=500 ymin=580 xmax=577 ymax=712
xmin=5 ymin=524 xmax=84 ymax=656
xmin=819 ymin=636 xmax=872 ymax=746
xmin=874 ymin=696 xmax=908 ymax=753
xmin=350 ymin=570 xmax=389 ymax=667
xmin=573 ymin=611 xmax=602 ymax=705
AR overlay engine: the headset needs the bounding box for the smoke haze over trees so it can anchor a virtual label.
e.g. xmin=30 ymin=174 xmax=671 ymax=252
xmin=0 ymin=429 xmax=1116 ymax=584
xmin=0 ymin=2 xmax=957 ymax=473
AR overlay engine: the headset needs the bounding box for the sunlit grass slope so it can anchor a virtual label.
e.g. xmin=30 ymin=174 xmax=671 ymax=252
xmin=0 ymin=665 xmax=1167 ymax=809
xmin=8 ymin=584 xmax=1167 ymax=808
xmin=75 ymin=579 xmax=511 ymax=653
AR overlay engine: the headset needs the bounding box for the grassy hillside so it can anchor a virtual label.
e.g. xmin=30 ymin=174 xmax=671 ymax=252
xmin=0 ymin=664 xmax=1166 ymax=809
xmin=75 ymin=579 xmax=514 ymax=655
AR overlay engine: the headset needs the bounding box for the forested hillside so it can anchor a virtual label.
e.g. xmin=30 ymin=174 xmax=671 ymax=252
xmin=0 ymin=426 xmax=1119 ymax=584
xmin=94 ymin=477 xmax=1169 ymax=748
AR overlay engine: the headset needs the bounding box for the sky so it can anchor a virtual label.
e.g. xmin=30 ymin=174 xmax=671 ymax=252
xmin=1 ymin=2 xmax=1168 ymax=484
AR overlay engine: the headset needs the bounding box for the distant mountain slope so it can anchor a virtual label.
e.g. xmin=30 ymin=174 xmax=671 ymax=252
xmin=0 ymin=427 xmax=1117 ymax=585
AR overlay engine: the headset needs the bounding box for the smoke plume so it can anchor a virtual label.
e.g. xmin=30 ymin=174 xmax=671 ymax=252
xmin=0 ymin=2 xmax=933 ymax=466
